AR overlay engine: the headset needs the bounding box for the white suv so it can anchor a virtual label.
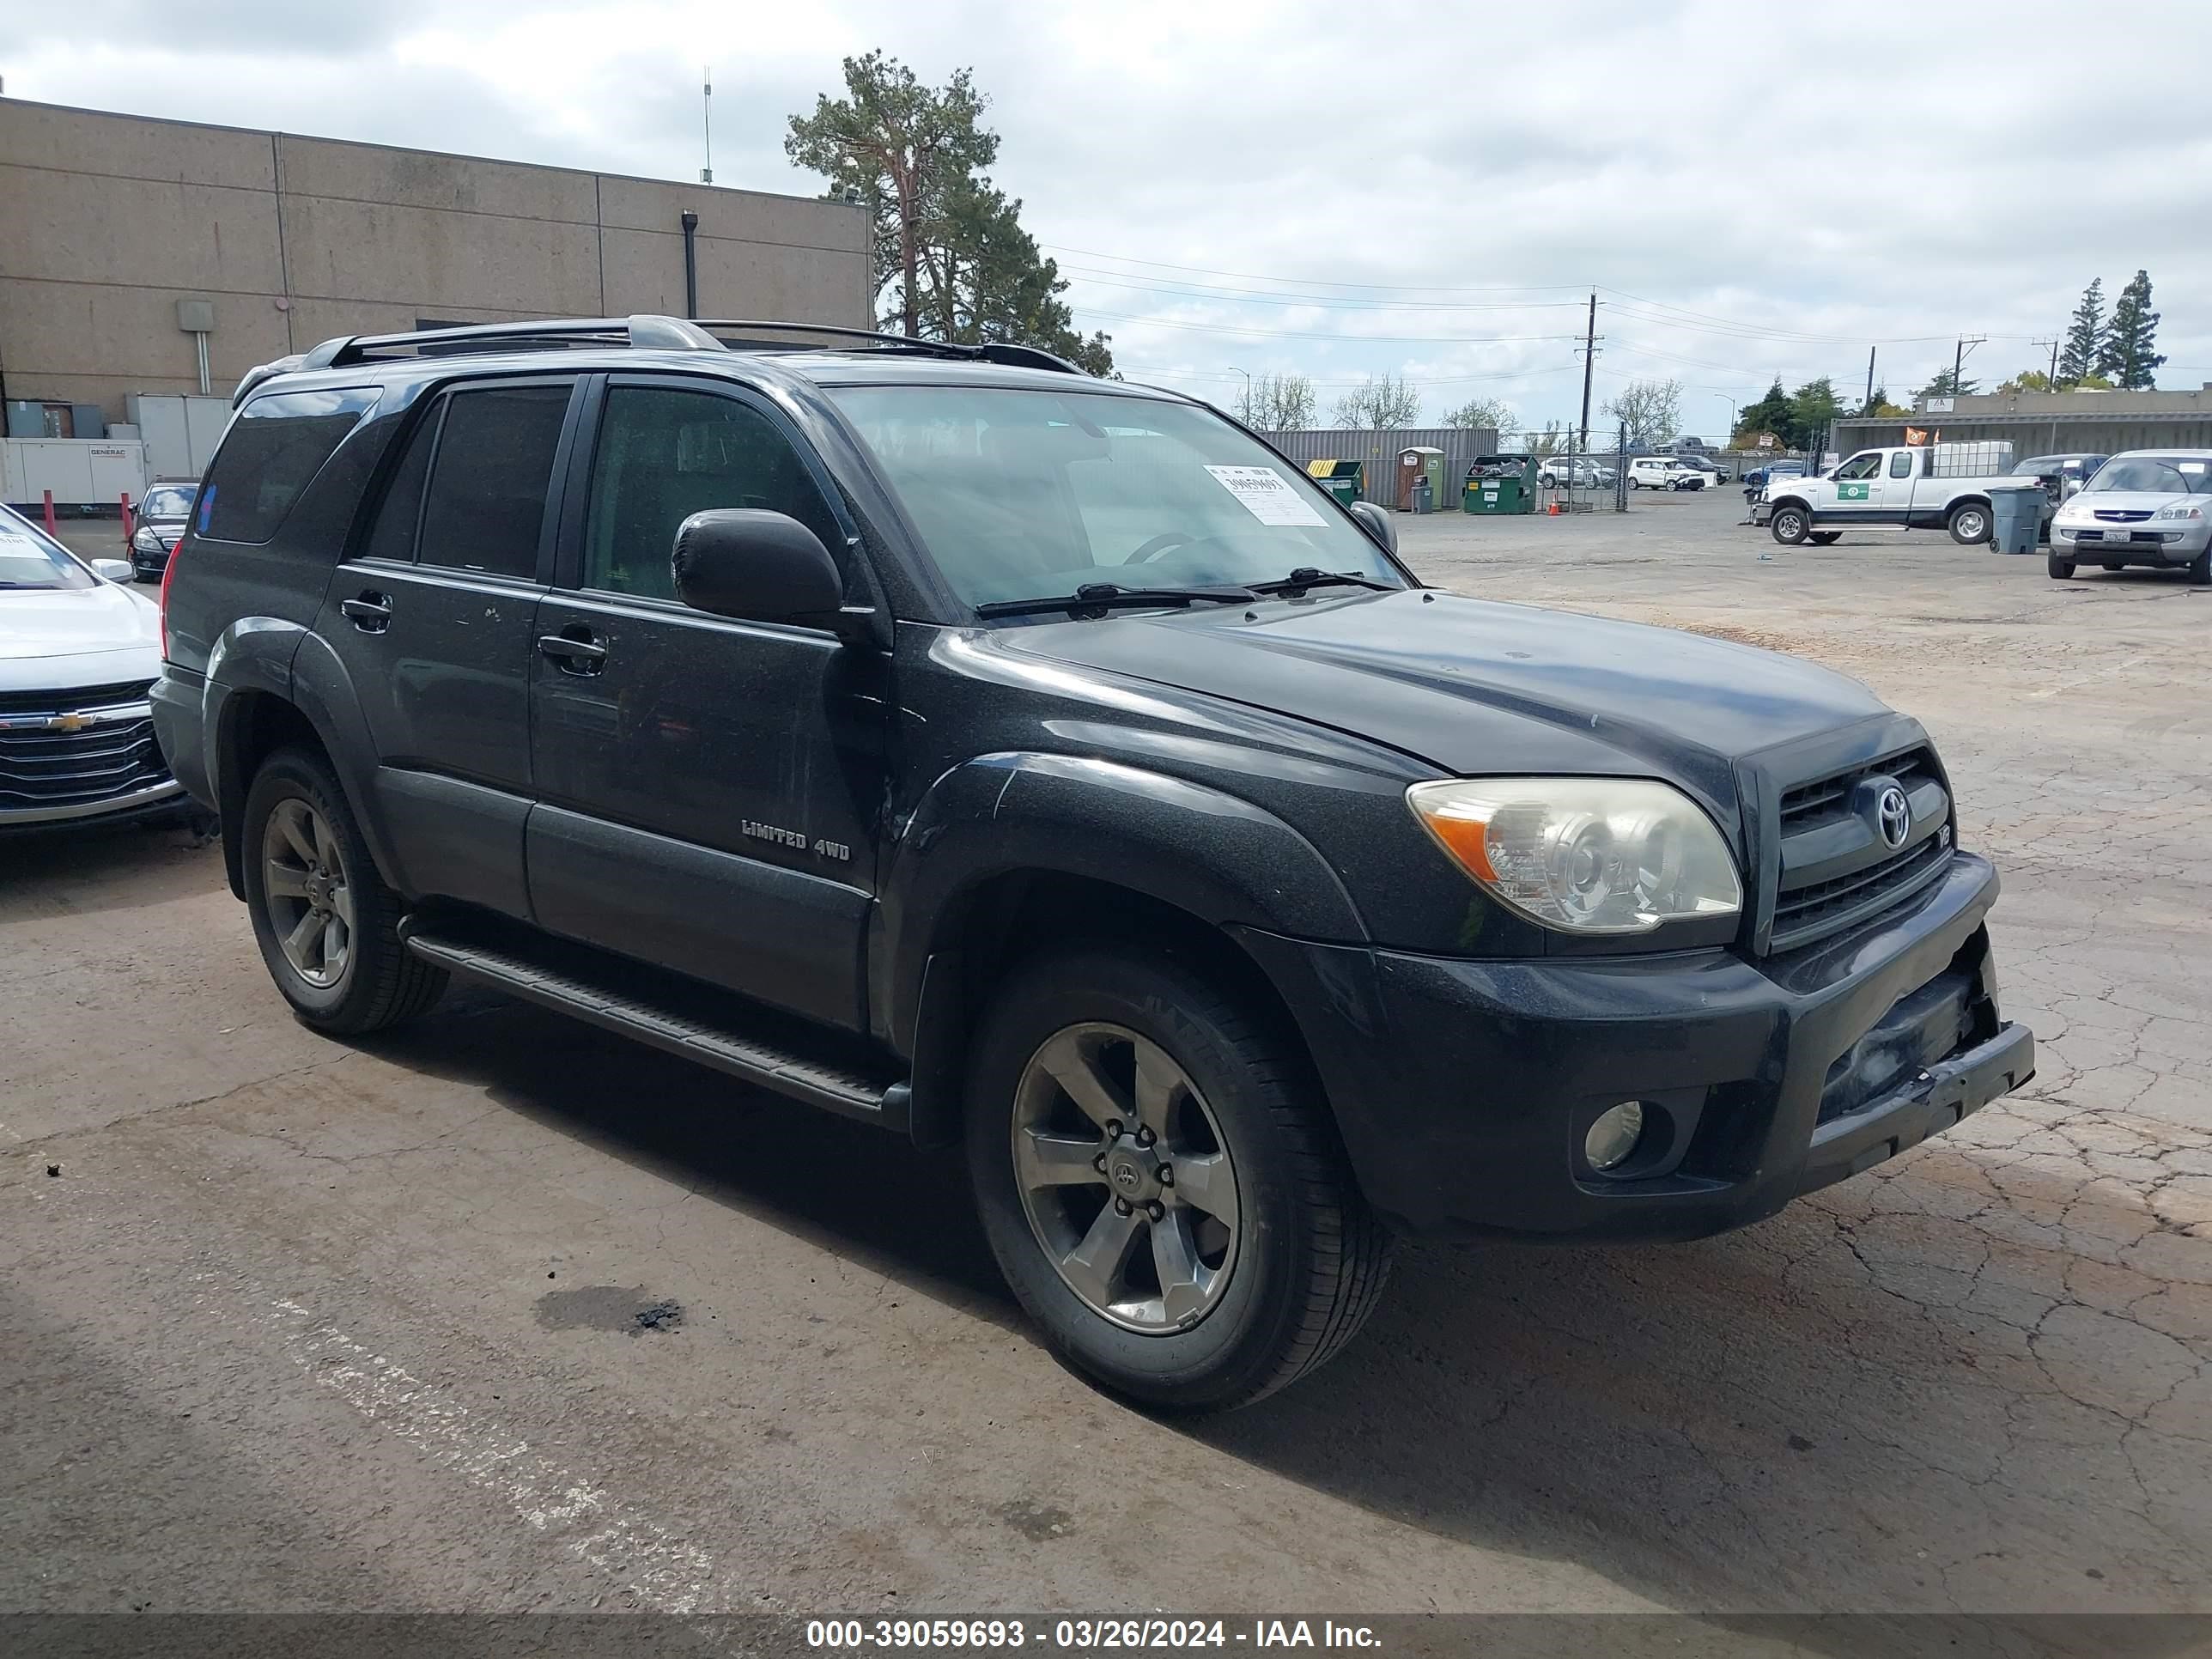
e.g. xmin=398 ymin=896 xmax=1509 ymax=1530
xmin=1628 ymin=457 xmax=1705 ymax=491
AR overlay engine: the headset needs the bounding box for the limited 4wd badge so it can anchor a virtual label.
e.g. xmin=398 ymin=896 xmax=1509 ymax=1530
xmin=742 ymin=819 xmax=850 ymax=862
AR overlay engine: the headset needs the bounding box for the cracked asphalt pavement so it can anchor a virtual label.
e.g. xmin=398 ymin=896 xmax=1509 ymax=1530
xmin=3 ymin=495 xmax=2206 ymax=1621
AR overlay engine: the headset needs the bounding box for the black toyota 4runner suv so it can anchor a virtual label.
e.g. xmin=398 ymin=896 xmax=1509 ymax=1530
xmin=154 ymin=316 xmax=2033 ymax=1410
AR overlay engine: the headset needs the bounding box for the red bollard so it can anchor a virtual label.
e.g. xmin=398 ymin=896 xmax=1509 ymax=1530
xmin=42 ymin=490 xmax=58 ymax=536
xmin=121 ymin=491 xmax=135 ymax=548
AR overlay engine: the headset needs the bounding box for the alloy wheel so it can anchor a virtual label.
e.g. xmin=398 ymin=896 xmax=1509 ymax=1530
xmin=260 ymin=796 xmax=354 ymax=988
xmin=1011 ymin=1022 xmax=1242 ymax=1334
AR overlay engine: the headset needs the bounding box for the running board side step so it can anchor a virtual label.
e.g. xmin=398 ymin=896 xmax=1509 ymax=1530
xmin=401 ymin=920 xmax=909 ymax=1132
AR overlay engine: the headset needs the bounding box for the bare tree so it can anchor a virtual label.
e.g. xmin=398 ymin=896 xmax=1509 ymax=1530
xmin=1601 ymin=377 xmax=1682 ymax=449
xmin=1332 ymin=374 xmax=1422 ymax=430
xmin=1237 ymin=373 xmax=1316 ymax=432
xmin=1440 ymin=396 xmax=1513 ymax=432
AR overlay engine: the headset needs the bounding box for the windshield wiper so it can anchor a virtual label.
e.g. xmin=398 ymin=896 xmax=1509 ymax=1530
xmin=1246 ymin=567 xmax=1400 ymax=596
xmin=975 ymin=581 xmax=1258 ymax=620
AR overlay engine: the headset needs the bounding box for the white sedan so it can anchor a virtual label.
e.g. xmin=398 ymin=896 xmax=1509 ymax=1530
xmin=0 ymin=503 xmax=191 ymax=833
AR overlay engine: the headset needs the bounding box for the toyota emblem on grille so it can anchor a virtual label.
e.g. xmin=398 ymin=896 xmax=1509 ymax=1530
xmin=1876 ymin=784 xmax=1911 ymax=849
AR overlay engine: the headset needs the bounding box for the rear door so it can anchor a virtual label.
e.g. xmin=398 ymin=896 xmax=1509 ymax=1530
xmin=524 ymin=374 xmax=885 ymax=1032
xmin=319 ymin=374 xmax=581 ymax=918
xmin=1875 ymin=447 xmax=1918 ymax=524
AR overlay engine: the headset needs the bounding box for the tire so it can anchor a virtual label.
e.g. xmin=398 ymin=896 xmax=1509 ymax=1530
xmin=1808 ymin=531 xmax=1841 ymax=545
xmin=1770 ymin=504 xmax=1811 ymax=546
xmin=2047 ymin=552 xmax=2075 ymax=580
xmin=2191 ymin=549 xmax=2211 ymax=586
xmin=964 ymin=944 xmax=1392 ymax=1413
xmin=1948 ymin=501 xmax=1991 ymax=545
xmin=241 ymin=745 xmax=446 ymax=1034
xmin=1538 ymin=472 xmax=1557 ymax=489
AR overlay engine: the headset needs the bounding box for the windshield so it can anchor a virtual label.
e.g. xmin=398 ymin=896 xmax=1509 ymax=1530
xmin=0 ymin=508 xmax=96 ymax=591
xmin=827 ymin=386 xmax=1404 ymax=607
xmin=142 ymin=484 xmax=198 ymax=519
xmin=2083 ymin=454 xmax=2211 ymax=495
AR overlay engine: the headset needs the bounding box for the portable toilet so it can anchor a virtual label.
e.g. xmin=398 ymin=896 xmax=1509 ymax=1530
xmin=1304 ymin=458 xmax=1364 ymax=508
xmin=1396 ymin=447 xmax=1446 ymax=511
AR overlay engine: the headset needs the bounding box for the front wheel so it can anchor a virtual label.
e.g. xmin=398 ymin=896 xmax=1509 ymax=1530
xmin=2048 ymin=551 xmax=2076 ymax=580
xmin=1770 ymin=505 xmax=1811 ymax=545
xmin=965 ymin=945 xmax=1392 ymax=1413
xmin=1948 ymin=501 xmax=1992 ymax=544
xmin=242 ymin=746 xmax=447 ymax=1034
xmin=2191 ymin=549 xmax=2210 ymax=586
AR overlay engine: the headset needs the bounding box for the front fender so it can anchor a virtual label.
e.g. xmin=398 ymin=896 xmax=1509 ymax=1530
xmin=878 ymin=751 xmax=1369 ymax=1055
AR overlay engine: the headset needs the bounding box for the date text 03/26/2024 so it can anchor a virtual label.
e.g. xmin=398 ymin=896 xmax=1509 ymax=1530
xmin=805 ymin=1620 xmax=1381 ymax=1650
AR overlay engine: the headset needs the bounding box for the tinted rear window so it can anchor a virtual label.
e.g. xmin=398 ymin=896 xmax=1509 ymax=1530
xmin=199 ymin=387 xmax=378 ymax=544
xmin=416 ymin=383 xmax=572 ymax=578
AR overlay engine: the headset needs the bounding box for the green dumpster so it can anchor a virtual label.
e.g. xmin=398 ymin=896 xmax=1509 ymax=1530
xmin=1304 ymin=459 xmax=1364 ymax=508
xmin=1462 ymin=455 xmax=1537 ymax=514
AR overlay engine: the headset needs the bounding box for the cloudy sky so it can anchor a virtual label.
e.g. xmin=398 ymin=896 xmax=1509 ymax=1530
xmin=6 ymin=0 xmax=2210 ymax=437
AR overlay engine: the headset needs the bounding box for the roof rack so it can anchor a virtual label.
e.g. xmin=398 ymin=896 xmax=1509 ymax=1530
xmin=233 ymin=312 xmax=1087 ymax=405
xmin=696 ymin=319 xmax=1084 ymax=375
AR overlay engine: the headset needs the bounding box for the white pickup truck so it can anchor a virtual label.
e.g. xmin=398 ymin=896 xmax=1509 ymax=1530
xmin=1764 ymin=442 xmax=2051 ymax=546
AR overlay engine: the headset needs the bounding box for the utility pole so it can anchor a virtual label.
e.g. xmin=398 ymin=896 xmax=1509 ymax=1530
xmin=700 ymin=69 xmax=714 ymax=185
xmin=1952 ymin=334 xmax=1986 ymax=395
xmin=2035 ymin=337 xmax=2060 ymax=383
xmin=1864 ymin=346 xmax=1877 ymax=413
xmin=1576 ymin=290 xmax=1599 ymax=455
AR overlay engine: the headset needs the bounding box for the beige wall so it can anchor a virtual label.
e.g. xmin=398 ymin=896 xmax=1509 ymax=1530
xmin=0 ymin=99 xmax=871 ymax=421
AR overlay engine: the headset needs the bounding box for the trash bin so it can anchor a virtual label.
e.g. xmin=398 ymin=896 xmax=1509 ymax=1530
xmin=1412 ymin=477 xmax=1433 ymax=514
xmin=1987 ymin=483 xmax=2043 ymax=555
xmin=1304 ymin=459 xmax=1364 ymax=509
xmin=1462 ymin=456 xmax=1535 ymax=514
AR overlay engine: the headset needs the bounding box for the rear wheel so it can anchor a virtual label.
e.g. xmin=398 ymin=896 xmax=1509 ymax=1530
xmin=1770 ymin=505 xmax=1811 ymax=545
xmin=1948 ymin=501 xmax=1991 ymax=544
xmin=2047 ymin=551 xmax=2076 ymax=580
xmin=242 ymin=746 xmax=446 ymax=1034
xmin=965 ymin=945 xmax=1391 ymax=1413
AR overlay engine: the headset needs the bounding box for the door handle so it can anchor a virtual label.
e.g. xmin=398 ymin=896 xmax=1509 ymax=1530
xmin=537 ymin=631 xmax=607 ymax=674
xmin=341 ymin=592 xmax=392 ymax=633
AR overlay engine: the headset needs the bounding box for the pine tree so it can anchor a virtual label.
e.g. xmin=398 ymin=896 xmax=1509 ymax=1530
xmin=2095 ymin=270 xmax=2165 ymax=391
xmin=2056 ymin=278 xmax=2104 ymax=386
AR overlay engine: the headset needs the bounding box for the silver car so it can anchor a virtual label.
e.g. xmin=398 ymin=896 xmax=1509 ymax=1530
xmin=2047 ymin=450 xmax=2211 ymax=584
xmin=0 ymin=503 xmax=191 ymax=834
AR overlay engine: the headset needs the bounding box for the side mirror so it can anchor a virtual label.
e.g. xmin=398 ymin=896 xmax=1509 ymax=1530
xmin=1348 ymin=499 xmax=1397 ymax=555
xmin=672 ymin=509 xmax=872 ymax=643
xmin=91 ymin=558 xmax=135 ymax=583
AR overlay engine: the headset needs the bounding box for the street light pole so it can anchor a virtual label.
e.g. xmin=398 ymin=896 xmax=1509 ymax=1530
xmin=1228 ymin=365 xmax=1253 ymax=421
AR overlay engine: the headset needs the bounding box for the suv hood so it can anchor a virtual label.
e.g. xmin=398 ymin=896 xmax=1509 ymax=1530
xmin=998 ymin=588 xmax=1890 ymax=803
xmin=0 ymin=580 xmax=161 ymax=679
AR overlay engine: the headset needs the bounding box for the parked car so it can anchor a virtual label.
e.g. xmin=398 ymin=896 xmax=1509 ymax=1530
xmin=1628 ymin=456 xmax=1705 ymax=490
xmin=155 ymin=314 xmax=2033 ymax=1411
xmin=1741 ymin=460 xmax=1806 ymax=490
xmin=1680 ymin=454 xmax=1734 ymax=486
xmin=2047 ymin=450 xmax=2211 ymax=584
xmin=1537 ymin=457 xmax=1597 ymax=488
xmin=130 ymin=481 xmax=199 ymax=581
xmin=0 ymin=501 xmax=192 ymax=835
xmin=1764 ymin=442 xmax=2051 ymax=547
xmin=2011 ymin=453 xmax=2107 ymax=501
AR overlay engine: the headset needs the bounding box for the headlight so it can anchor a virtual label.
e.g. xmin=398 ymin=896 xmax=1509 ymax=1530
xmin=2154 ymin=503 xmax=2205 ymax=520
xmin=1407 ymin=776 xmax=1743 ymax=934
xmin=133 ymin=526 xmax=162 ymax=551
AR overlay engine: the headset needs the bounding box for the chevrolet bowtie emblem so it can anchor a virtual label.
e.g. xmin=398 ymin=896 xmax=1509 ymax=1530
xmin=48 ymin=712 xmax=88 ymax=733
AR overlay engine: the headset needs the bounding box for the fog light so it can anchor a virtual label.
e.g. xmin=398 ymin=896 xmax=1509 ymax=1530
xmin=1585 ymin=1101 xmax=1646 ymax=1172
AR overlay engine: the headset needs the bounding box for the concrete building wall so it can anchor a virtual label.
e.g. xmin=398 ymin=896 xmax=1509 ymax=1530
xmin=0 ymin=98 xmax=871 ymax=421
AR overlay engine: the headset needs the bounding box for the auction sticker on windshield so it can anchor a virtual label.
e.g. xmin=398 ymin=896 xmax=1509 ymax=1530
xmin=1206 ymin=465 xmax=1325 ymax=526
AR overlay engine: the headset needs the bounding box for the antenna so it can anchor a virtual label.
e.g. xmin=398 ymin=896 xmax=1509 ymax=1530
xmin=701 ymin=67 xmax=714 ymax=185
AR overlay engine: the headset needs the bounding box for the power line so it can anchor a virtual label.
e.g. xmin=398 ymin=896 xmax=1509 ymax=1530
xmin=1073 ymin=308 xmax=1586 ymax=345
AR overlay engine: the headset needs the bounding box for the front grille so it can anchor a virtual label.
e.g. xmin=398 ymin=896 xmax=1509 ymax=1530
xmin=1778 ymin=745 xmax=1939 ymax=830
xmin=0 ymin=681 xmax=171 ymax=811
xmin=2094 ymin=508 xmax=2153 ymax=522
xmin=1767 ymin=744 xmax=1952 ymax=953
xmin=1773 ymin=836 xmax=1951 ymax=945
